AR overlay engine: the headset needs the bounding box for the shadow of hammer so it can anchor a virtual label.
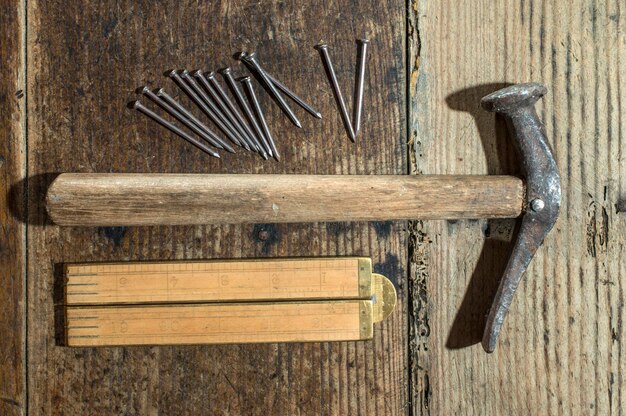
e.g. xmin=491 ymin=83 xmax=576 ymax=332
xmin=45 ymin=83 xmax=561 ymax=353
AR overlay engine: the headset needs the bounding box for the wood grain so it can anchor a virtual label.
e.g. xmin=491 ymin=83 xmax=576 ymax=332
xmin=47 ymin=173 xmax=524 ymax=225
xmin=409 ymin=0 xmax=625 ymax=414
xmin=0 ymin=1 xmax=26 ymax=415
xmin=25 ymin=0 xmax=407 ymax=414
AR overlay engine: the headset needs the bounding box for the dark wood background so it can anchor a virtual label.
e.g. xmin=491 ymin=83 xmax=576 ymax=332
xmin=1 ymin=0 xmax=624 ymax=415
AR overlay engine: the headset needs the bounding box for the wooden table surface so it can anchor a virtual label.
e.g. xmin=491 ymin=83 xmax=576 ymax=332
xmin=1 ymin=1 xmax=624 ymax=415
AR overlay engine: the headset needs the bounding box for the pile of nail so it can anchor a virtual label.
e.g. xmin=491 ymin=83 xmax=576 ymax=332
xmin=131 ymin=40 xmax=368 ymax=160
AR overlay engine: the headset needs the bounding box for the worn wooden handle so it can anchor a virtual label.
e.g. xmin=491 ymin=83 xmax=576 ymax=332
xmin=46 ymin=174 xmax=524 ymax=226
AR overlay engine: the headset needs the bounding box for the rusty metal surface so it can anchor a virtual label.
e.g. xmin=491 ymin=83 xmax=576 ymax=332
xmin=480 ymin=83 xmax=562 ymax=352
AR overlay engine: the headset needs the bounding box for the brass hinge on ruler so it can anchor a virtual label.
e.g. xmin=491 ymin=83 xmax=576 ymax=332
xmin=64 ymin=257 xmax=397 ymax=346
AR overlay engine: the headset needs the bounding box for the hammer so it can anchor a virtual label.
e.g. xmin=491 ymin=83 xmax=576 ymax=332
xmin=46 ymin=83 xmax=561 ymax=353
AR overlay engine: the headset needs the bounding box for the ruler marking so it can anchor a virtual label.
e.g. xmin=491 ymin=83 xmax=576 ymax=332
xmin=93 ymin=330 xmax=361 ymax=338
xmin=65 ymin=283 xmax=98 ymax=287
xmin=69 ymin=314 xmax=357 ymax=323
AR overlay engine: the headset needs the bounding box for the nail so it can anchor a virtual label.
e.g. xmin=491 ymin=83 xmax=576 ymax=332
xmin=171 ymin=69 xmax=246 ymax=150
xmin=220 ymin=68 xmax=274 ymax=158
xmin=269 ymin=74 xmax=323 ymax=119
xmin=131 ymin=101 xmax=220 ymax=158
xmin=140 ymin=86 xmax=234 ymax=153
xmin=205 ymin=71 xmax=269 ymax=159
xmin=238 ymin=56 xmax=322 ymax=119
xmin=193 ymin=70 xmax=263 ymax=157
xmin=241 ymin=52 xmax=303 ymax=128
xmin=180 ymin=69 xmax=250 ymax=151
xmin=154 ymin=88 xmax=234 ymax=152
xmin=315 ymin=43 xmax=356 ymax=142
xmin=167 ymin=69 xmax=241 ymax=147
xmin=240 ymin=76 xmax=281 ymax=161
xmin=353 ymin=38 xmax=369 ymax=135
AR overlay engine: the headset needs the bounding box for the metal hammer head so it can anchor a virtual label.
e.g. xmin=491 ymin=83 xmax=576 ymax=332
xmin=480 ymin=83 xmax=561 ymax=352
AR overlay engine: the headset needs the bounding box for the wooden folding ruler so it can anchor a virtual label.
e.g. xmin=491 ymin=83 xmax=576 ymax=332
xmin=64 ymin=257 xmax=396 ymax=347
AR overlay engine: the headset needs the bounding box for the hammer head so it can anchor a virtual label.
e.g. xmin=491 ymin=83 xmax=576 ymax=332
xmin=480 ymin=83 xmax=561 ymax=352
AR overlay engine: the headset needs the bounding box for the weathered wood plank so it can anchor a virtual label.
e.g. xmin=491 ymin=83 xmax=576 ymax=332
xmin=410 ymin=0 xmax=625 ymax=414
xmin=0 ymin=1 xmax=26 ymax=415
xmin=26 ymin=1 xmax=408 ymax=414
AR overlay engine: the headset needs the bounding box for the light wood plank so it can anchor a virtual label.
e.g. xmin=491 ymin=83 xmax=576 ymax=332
xmin=410 ymin=0 xmax=625 ymax=414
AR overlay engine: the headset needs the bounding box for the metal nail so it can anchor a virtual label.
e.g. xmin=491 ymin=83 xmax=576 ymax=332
xmin=353 ymin=38 xmax=369 ymax=135
xmin=206 ymin=71 xmax=269 ymax=158
xmin=169 ymin=69 xmax=244 ymax=149
xmin=238 ymin=55 xmax=322 ymax=120
xmin=269 ymin=74 xmax=323 ymax=119
xmin=141 ymin=86 xmax=234 ymax=153
xmin=240 ymin=76 xmax=281 ymax=161
xmin=220 ymin=68 xmax=274 ymax=158
xmin=241 ymin=52 xmax=303 ymax=129
xmin=167 ymin=69 xmax=243 ymax=147
xmin=155 ymin=88 xmax=234 ymax=152
xmin=131 ymin=101 xmax=220 ymax=159
xmin=193 ymin=70 xmax=264 ymax=157
xmin=179 ymin=69 xmax=251 ymax=151
xmin=315 ymin=43 xmax=356 ymax=142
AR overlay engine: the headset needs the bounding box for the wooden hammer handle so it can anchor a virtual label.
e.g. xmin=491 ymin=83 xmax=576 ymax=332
xmin=46 ymin=173 xmax=524 ymax=226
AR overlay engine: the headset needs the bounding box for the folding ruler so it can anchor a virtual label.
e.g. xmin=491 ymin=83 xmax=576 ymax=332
xmin=64 ymin=257 xmax=396 ymax=346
